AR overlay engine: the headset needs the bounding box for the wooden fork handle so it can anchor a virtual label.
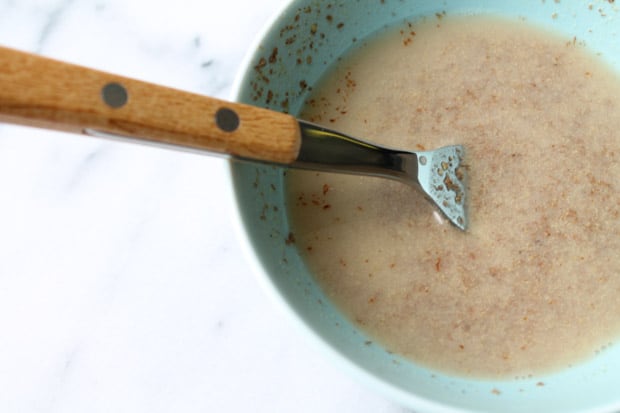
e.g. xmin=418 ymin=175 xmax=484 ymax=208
xmin=0 ymin=46 xmax=302 ymax=163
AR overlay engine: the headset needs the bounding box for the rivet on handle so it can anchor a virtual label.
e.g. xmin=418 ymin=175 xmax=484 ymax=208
xmin=101 ymin=82 xmax=128 ymax=108
xmin=215 ymin=107 xmax=240 ymax=132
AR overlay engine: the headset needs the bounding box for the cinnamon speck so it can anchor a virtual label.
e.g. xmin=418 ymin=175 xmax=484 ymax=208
xmin=285 ymin=232 xmax=296 ymax=245
xmin=255 ymin=58 xmax=267 ymax=71
xmin=268 ymin=47 xmax=278 ymax=64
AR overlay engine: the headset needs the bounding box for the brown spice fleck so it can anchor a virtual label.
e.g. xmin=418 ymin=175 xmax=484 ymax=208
xmin=255 ymin=57 xmax=267 ymax=70
xmin=455 ymin=166 xmax=465 ymax=181
xmin=322 ymin=183 xmax=330 ymax=195
xmin=444 ymin=175 xmax=460 ymax=192
xmin=435 ymin=257 xmax=442 ymax=272
xmin=285 ymin=232 xmax=296 ymax=245
xmin=269 ymin=47 xmax=278 ymax=64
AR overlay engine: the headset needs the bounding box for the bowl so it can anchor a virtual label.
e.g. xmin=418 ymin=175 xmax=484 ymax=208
xmin=229 ymin=1 xmax=620 ymax=412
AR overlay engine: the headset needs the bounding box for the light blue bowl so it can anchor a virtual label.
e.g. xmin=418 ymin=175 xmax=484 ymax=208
xmin=230 ymin=1 xmax=620 ymax=412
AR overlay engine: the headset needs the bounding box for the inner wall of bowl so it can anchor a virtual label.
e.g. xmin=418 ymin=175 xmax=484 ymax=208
xmin=232 ymin=1 xmax=620 ymax=412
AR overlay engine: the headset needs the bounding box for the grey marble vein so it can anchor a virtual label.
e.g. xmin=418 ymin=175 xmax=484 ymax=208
xmin=36 ymin=0 xmax=75 ymax=51
xmin=63 ymin=145 xmax=108 ymax=193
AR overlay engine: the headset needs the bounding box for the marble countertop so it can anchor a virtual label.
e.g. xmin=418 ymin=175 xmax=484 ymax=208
xmin=0 ymin=1 xmax=409 ymax=412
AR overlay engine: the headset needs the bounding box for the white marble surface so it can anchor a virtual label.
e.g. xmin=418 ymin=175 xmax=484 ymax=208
xmin=0 ymin=1 xmax=410 ymax=412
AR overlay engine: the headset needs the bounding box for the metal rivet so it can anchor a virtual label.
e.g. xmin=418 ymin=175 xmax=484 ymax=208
xmin=419 ymin=155 xmax=427 ymax=165
xmin=215 ymin=108 xmax=240 ymax=132
xmin=101 ymin=82 xmax=128 ymax=108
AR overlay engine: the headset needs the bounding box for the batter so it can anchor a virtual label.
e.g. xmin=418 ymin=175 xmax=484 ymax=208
xmin=286 ymin=15 xmax=620 ymax=378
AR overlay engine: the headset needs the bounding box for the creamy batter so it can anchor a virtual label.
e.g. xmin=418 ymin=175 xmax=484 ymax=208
xmin=285 ymin=15 xmax=620 ymax=378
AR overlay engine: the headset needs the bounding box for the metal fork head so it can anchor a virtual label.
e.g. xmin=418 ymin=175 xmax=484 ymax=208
xmin=414 ymin=145 xmax=467 ymax=230
xmin=292 ymin=121 xmax=467 ymax=230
